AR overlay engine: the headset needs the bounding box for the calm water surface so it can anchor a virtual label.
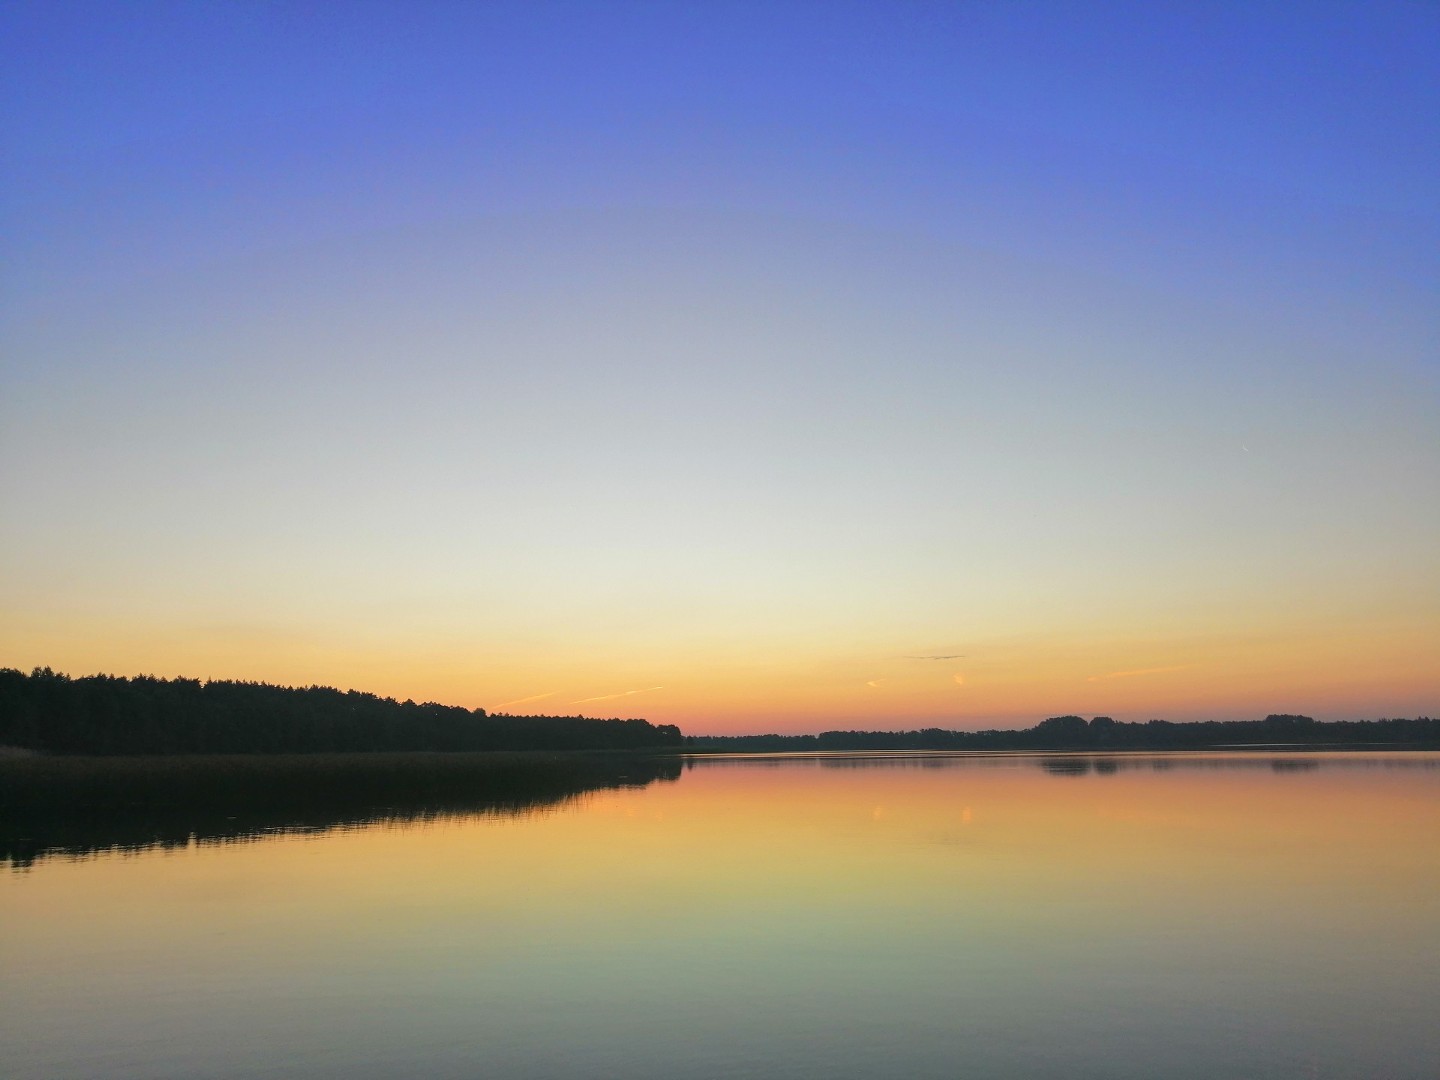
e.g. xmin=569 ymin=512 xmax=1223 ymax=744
xmin=4 ymin=751 xmax=1438 ymax=1079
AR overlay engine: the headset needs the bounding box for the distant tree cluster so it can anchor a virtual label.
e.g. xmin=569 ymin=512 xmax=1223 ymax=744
xmin=685 ymin=712 xmax=1439 ymax=752
xmin=0 ymin=668 xmax=682 ymax=755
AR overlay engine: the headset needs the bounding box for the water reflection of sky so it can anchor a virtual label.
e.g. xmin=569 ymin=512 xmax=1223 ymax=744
xmin=3 ymin=751 xmax=1437 ymax=1079
xmin=687 ymin=749 xmax=1440 ymax=771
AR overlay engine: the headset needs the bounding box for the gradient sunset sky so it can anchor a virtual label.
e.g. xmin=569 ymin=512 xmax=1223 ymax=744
xmin=2 ymin=2 xmax=1436 ymax=733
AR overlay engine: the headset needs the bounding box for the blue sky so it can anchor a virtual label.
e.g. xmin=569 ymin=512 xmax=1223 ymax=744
xmin=3 ymin=2 xmax=1436 ymax=729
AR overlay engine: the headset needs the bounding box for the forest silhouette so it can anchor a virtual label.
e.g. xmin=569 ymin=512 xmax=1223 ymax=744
xmin=1 ymin=668 xmax=1433 ymax=759
xmin=0 ymin=667 xmax=681 ymax=755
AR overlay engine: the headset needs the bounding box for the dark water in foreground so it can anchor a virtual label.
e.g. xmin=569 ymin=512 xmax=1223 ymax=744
xmin=3 ymin=751 xmax=1438 ymax=1079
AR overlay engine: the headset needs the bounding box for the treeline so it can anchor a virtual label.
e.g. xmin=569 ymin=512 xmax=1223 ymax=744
xmin=5 ymin=667 xmax=1433 ymax=757
xmin=685 ymin=713 xmax=1440 ymax=752
xmin=0 ymin=668 xmax=682 ymax=755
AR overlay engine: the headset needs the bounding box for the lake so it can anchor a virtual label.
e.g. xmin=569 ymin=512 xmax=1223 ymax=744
xmin=3 ymin=751 xmax=1438 ymax=1079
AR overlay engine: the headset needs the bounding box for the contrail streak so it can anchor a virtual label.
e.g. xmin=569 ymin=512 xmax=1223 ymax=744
xmin=495 ymin=691 xmax=558 ymax=709
xmin=569 ymin=686 xmax=664 ymax=705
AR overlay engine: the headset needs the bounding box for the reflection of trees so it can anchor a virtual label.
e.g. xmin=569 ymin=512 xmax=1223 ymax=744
xmin=1 ymin=753 xmax=681 ymax=870
xmin=1030 ymin=754 xmax=1415 ymax=778
xmin=684 ymin=750 xmax=1440 ymax=781
xmin=814 ymin=754 xmax=1001 ymax=769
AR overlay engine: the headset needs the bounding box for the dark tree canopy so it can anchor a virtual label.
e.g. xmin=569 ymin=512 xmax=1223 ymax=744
xmin=2 ymin=667 xmax=1433 ymax=757
xmin=0 ymin=668 xmax=681 ymax=755
xmin=685 ymin=713 xmax=1437 ymax=752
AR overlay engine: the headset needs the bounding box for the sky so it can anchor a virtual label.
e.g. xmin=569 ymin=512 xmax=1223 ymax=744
xmin=2 ymin=1 xmax=1436 ymax=733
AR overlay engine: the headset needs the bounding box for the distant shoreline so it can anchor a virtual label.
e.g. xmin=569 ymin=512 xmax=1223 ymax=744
xmin=681 ymin=715 xmax=1439 ymax=754
xmin=3 ymin=667 xmax=1434 ymax=759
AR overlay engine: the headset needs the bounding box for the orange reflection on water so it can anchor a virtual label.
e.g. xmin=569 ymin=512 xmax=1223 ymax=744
xmin=3 ymin=752 xmax=1438 ymax=1080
